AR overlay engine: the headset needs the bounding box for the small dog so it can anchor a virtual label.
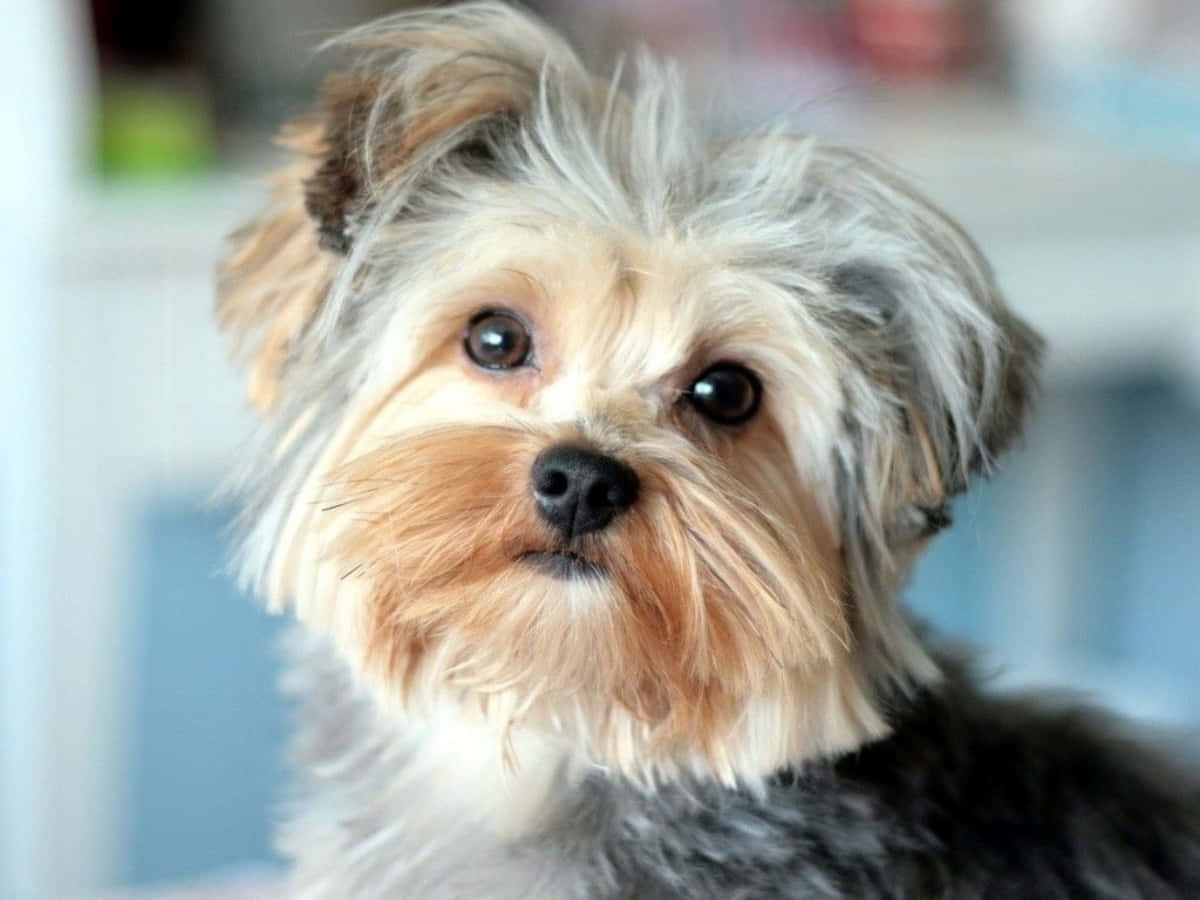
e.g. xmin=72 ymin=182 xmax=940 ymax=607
xmin=217 ymin=3 xmax=1200 ymax=896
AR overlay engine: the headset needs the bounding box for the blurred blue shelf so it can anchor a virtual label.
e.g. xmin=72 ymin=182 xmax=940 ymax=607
xmin=121 ymin=502 xmax=287 ymax=886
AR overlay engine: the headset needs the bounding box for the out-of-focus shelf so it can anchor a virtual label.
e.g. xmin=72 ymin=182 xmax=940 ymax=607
xmin=60 ymin=175 xmax=263 ymax=282
xmin=831 ymin=86 xmax=1200 ymax=237
xmin=56 ymin=176 xmax=264 ymax=489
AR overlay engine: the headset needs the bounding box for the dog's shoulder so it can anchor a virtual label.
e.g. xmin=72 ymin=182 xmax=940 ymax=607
xmin=836 ymin=659 xmax=1200 ymax=895
xmin=586 ymin=656 xmax=1200 ymax=899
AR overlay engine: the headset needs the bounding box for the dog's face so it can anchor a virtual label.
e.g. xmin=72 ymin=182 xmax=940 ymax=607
xmin=219 ymin=3 xmax=1041 ymax=782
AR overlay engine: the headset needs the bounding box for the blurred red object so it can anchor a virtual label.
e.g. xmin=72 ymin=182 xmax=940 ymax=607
xmin=849 ymin=0 xmax=973 ymax=80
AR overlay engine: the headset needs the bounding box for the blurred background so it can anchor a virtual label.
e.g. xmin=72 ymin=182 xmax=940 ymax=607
xmin=2 ymin=0 xmax=1198 ymax=896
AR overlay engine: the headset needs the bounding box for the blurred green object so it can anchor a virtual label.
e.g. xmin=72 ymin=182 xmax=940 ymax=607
xmin=99 ymin=78 xmax=216 ymax=177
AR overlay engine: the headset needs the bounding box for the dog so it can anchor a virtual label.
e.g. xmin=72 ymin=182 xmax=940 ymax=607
xmin=217 ymin=3 xmax=1200 ymax=896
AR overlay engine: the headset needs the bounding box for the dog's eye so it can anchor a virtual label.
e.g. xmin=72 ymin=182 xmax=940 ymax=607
xmin=687 ymin=363 xmax=762 ymax=425
xmin=464 ymin=310 xmax=532 ymax=370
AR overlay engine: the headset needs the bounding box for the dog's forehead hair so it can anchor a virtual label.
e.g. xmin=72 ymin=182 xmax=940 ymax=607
xmin=457 ymin=220 xmax=806 ymax=392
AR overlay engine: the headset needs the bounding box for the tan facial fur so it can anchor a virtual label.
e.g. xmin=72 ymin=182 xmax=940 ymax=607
xmin=258 ymin=223 xmax=885 ymax=782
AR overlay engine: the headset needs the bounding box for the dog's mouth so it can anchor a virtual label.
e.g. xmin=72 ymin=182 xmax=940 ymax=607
xmin=518 ymin=549 xmax=606 ymax=580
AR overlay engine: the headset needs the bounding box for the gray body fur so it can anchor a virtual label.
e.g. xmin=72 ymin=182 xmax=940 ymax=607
xmin=282 ymin=632 xmax=1200 ymax=899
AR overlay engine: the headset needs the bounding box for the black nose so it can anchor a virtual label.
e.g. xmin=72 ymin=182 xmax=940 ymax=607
xmin=531 ymin=444 xmax=639 ymax=539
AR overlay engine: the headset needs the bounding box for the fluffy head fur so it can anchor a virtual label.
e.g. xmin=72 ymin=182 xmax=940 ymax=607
xmin=219 ymin=1 xmax=1041 ymax=787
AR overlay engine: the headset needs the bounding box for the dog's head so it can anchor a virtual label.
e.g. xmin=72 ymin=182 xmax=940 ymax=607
xmin=219 ymin=2 xmax=1041 ymax=783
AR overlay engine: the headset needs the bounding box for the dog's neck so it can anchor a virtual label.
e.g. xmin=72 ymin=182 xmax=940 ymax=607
xmin=282 ymin=631 xmax=593 ymax=897
xmin=383 ymin=703 xmax=583 ymax=840
xmin=280 ymin=630 xmax=918 ymax=897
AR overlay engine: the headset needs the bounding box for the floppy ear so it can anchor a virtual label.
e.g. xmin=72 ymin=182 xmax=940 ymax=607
xmin=789 ymin=146 xmax=1043 ymax=686
xmin=831 ymin=262 xmax=1042 ymax=541
xmin=216 ymin=4 xmax=578 ymax=411
xmin=812 ymin=147 xmax=1043 ymax=547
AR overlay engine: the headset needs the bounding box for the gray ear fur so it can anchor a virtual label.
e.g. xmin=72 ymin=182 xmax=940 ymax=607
xmin=804 ymin=147 xmax=1043 ymax=688
xmin=831 ymin=256 xmax=1043 ymax=511
xmin=810 ymin=148 xmax=1043 ymax=542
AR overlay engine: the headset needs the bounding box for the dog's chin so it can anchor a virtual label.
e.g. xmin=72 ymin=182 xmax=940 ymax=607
xmin=518 ymin=549 xmax=607 ymax=580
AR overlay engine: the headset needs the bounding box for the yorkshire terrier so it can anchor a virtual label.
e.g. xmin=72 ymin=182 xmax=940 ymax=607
xmin=217 ymin=3 xmax=1200 ymax=897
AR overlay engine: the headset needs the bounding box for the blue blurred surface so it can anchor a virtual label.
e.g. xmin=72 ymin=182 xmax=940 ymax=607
xmin=122 ymin=502 xmax=286 ymax=885
xmin=908 ymin=378 xmax=1200 ymax=723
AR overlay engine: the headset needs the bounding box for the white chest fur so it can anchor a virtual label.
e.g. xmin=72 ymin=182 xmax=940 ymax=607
xmin=281 ymin=638 xmax=594 ymax=899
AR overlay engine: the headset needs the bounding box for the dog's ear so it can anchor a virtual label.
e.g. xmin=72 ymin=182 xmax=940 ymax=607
xmin=785 ymin=146 xmax=1044 ymax=686
xmin=811 ymin=148 xmax=1043 ymax=549
xmin=217 ymin=4 xmax=577 ymax=411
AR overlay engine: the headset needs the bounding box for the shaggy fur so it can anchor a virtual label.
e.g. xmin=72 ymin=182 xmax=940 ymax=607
xmin=283 ymin=632 xmax=1200 ymax=899
xmin=216 ymin=2 xmax=1200 ymax=896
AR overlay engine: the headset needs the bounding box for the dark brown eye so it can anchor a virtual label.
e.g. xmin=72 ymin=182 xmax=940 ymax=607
xmin=687 ymin=363 xmax=762 ymax=425
xmin=464 ymin=310 xmax=532 ymax=370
